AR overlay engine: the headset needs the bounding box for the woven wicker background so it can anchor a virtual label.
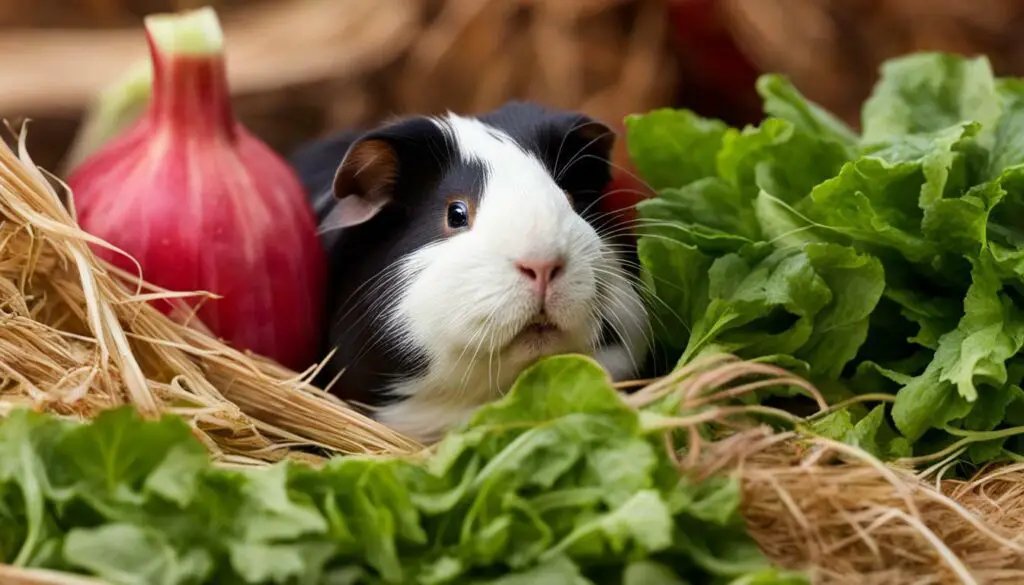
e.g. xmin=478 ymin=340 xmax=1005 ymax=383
xmin=0 ymin=0 xmax=680 ymax=173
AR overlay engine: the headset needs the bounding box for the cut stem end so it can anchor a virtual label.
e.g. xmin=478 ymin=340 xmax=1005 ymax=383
xmin=144 ymin=6 xmax=224 ymax=57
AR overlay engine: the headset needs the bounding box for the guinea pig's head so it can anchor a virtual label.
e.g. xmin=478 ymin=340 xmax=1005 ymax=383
xmin=327 ymin=102 xmax=649 ymax=435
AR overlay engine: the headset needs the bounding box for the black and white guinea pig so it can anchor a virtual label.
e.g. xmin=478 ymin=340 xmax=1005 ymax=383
xmin=288 ymin=101 xmax=651 ymax=443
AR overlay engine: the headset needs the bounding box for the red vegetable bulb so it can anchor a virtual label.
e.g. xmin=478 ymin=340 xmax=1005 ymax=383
xmin=67 ymin=7 xmax=326 ymax=371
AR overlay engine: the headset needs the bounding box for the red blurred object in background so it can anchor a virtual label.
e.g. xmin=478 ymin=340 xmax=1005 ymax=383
xmin=598 ymin=0 xmax=763 ymax=234
xmin=667 ymin=0 xmax=762 ymax=126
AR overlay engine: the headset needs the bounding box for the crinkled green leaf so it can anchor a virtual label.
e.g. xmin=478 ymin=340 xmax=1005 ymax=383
xmin=863 ymin=122 xmax=980 ymax=208
xmin=893 ymin=254 xmax=1024 ymax=440
xmin=626 ymin=52 xmax=1024 ymax=467
xmin=582 ymin=438 xmax=658 ymax=507
xmin=49 ymin=408 xmax=199 ymax=509
xmin=0 ymin=349 xmax=798 ymax=583
xmin=684 ymin=475 xmax=743 ymax=527
xmin=806 ymin=157 xmax=937 ymax=263
xmin=623 ymin=560 xmax=689 ymax=585
xmin=624 ymin=109 xmax=728 ymax=190
xmin=809 ymin=410 xmax=855 ymax=442
xmin=753 ymin=190 xmax=827 ymax=250
xmin=794 ymin=244 xmax=886 ymax=379
xmin=545 ymin=490 xmax=673 ymax=559
xmin=861 ymin=52 xmax=1000 ymax=143
xmin=236 ymin=464 xmax=328 ymax=542
xmin=726 ymin=568 xmax=812 ymax=585
xmin=466 ymin=356 xmax=635 ymax=429
xmin=807 ymin=123 xmax=981 ymax=266
xmin=0 ymin=410 xmax=63 ymax=565
xmin=679 ymin=247 xmax=829 ymax=365
xmin=637 ymin=236 xmax=714 ymax=354
xmin=756 ymin=74 xmax=858 ymax=155
xmin=987 ymin=79 xmax=1024 ymax=177
xmin=229 ymin=541 xmax=336 ymax=585
xmin=717 ymin=118 xmax=848 ymax=205
xmin=939 ymin=253 xmax=1024 ymax=402
xmin=64 ymin=524 xmax=212 ymax=585
xmin=808 ymin=406 xmax=908 ymax=460
xmin=468 ymin=556 xmax=592 ymax=585
xmin=850 ymin=406 xmax=912 ymax=459
xmin=142 ymin=442 xmax=207 ymax=507
xmin=639 ymin=178 xmax=760 ymax=243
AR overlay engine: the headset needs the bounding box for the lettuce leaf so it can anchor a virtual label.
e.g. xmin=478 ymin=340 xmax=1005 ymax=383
xmin=0 ymin=356 xmax=804 ymax=585
xmin=629 ymin=53 xmax=1024 ymax=467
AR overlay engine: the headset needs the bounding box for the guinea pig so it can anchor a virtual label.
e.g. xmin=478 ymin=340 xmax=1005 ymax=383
xmin=288 ymin=101 xmax=651 ymax=443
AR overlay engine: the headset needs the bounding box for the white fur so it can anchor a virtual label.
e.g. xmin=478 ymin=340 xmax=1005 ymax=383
xmin=374 ymin=114 xmax=650 ymax=443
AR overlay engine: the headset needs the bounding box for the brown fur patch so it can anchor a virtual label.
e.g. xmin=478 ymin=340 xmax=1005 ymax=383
xmin=332 ymin=138 xmax=398 ymax=204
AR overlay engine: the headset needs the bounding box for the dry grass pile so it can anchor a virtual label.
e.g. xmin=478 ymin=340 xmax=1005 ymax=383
xmin=0 ymin=123 xmax=419 ymax=464
xmin=733 ymin=436 xmax=1024 ymax=584
xmin=628 ymin=355 xmax=1024 ymax=585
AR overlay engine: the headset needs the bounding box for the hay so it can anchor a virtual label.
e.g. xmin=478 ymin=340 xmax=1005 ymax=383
xmin=0 ymin=122 xmax=420 ymax=463
xmin=730 ymin=436 xmax=1024 ymax=585
xmin=625 ymin=354 xmax=1024 ymax=585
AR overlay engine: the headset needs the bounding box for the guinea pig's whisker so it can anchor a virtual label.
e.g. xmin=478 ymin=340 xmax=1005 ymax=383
xmin=552 ymin=120 xmax=616 ymax=183
xmin=591 ymin=266 xmax=650 ymax=320
xmin=576 ymin=186 xmax=636 ymax=220
xmin=328 ymin=259 xmax=408 ymax=332
xmin=554 ymin=129 xmax=615 ymax=183
xmin=577 ymin=152 xmax=658 ymax=196
xmin=337 ymin=273 xmax=421 ymax=373
xmin=439 ymin=291 xmax=510 ymax=400
xmin=598 ymin=232 xmax=699 ymax=255
xmin=344 ymin=284 xmax=408 ymax=351
xmin=593 ymin=218 xmax=687 ymax=241
xmin=487 ymin=327 xmax=503 ymax=397
xmin=592 ymin=292 xmax=635 ymax=360
xmin=459 ymin=326 xmax=492 ymax=398
xmin=589 ymin=259 xmax=686 ymax=336
xmin=331 ymin=245 xmax=432 ymax=355
xmin=596 ymin=288 xmax=657 ymax=356
xmin=584 ymin=209 xmax=637 ymax=235
xmin=598 ymin=216 xmax=681 ymax=230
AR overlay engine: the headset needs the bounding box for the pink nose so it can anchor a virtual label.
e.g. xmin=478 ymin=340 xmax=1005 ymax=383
xmin=516 ymin=258 xmax=564 ymax=298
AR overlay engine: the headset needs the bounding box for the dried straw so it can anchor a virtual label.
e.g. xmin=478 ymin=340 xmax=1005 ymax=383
xmin=627 ymin=354 xmax=1024 ymax=585
xmin=0 ymin=121 xmax=420 ymax=463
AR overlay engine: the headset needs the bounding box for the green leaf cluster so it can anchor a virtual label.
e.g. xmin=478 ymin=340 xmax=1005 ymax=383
xmin=628 ymin=52 xmax=1024 ymax=466
xmin=0 ymin=356 xmax=804 ymax=585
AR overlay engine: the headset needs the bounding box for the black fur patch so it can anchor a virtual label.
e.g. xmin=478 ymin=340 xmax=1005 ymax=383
xmin=291 ymin=117 xmax=489 ymax=406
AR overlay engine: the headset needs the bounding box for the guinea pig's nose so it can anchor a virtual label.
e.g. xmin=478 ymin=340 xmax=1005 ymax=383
xmin=515 ymin=258 xmax=564 ymax=298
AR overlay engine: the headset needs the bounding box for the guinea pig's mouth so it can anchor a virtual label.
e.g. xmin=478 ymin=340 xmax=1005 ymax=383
xmin=508 ymin=314 xmax=563 ymax=348
xmin=520 ymin=320 xmax=559 ymax=336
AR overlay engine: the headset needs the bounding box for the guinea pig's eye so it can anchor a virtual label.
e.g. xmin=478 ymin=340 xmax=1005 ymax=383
xmin=446 ymin=200 xmax=470 ymax=229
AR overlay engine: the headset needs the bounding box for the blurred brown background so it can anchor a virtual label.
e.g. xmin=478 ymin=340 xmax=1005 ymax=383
xmin=4 ymin=0 xmax=1024 ymax=175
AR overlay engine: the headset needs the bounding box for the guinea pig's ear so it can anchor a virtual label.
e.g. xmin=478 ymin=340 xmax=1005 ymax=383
xmin=328 ymin=138 xmax=399 ymax=228
xmin=541 ymin=113 xmax=617 ymax=198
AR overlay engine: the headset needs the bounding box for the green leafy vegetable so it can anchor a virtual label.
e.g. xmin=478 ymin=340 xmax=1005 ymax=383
xmin=629 ymin=51 xmax=1024 ymax=467
xmin=0 ymin=356 xmax=803 ymax=585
